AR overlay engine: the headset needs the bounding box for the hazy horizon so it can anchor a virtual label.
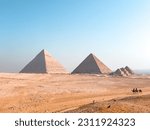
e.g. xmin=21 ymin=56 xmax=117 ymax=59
xmin=0 ymin=0 xmax=150 ymax=72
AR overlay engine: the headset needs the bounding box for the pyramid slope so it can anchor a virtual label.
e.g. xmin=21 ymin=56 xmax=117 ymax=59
xmin=72 ymin=53 xmax=112 ymax=74
xmin=92 ymin=54 xmax=112 ymax=73
xmin=44 ymin=50 xmax=68 ymax=73
xmin=20 ymin=50 xmax=67 ymax=74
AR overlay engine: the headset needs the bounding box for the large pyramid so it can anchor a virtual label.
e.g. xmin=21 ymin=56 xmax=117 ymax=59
xmin=72 ymin=53 xmax=112 ymax=74
xmin=20 ymin=49 xmax=67 ymax=74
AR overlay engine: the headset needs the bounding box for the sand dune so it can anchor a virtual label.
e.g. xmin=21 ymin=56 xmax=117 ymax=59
xmin=66 ymin=94 xmax=150 ymax=113
xmin=0 ymin=73 xmax=150 ymax=113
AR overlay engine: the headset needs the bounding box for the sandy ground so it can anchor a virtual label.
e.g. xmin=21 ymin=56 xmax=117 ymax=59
xmin=0 ymin=73 xmax=150 ymax=113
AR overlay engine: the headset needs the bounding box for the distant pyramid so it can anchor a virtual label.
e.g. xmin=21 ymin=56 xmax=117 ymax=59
xmin=120 ymin=67 xmax=130 ymax=76
xmin=125 ymin=66 xmax=134 ymax=74
xmin=72 ymin=53 xmax=112 ymax=74
xmin=20 ymin=49 xmax=67 ymax=74
xmin=114 ymin=69 xmax=126 ymax=76
xmin=111 ymin=66 xmax=134 ymax=76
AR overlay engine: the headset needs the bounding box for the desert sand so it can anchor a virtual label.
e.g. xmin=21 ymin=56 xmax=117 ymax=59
xmin=0 ymin=73 xmax=150 ymax=113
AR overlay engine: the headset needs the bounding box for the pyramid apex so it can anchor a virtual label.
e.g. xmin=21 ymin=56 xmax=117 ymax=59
xmin=89 ymin=53 xmax=94 ymax=55
xmin=41 ymin=49 xmax=48 ymax=52
xmin=125 ymin=66 xmax=129 ymax=69
xmin=40 ymin=49 xmax=50 ymax=55
xmin=89 ymin=53 xmax=95 ymax=57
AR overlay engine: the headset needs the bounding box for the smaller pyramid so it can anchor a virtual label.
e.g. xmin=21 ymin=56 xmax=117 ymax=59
xmin=120 ymin=68 xmax=130 ymax=75
xmin=20 ymin=49 xmax=67 ymax=74
xmin=72 ymin=53 xmax=112 ymax=74
xmin=114 ymin=69 xmax=126 ymax=76
xmin=125 ymin=66 xmax=134 ymax=74
xmin=111 ymin=66 xmax=134 ymax=76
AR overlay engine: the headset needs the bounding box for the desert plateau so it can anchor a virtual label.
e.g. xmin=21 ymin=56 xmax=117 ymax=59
xmin=0 ymin=73 xmax=150 ymax=113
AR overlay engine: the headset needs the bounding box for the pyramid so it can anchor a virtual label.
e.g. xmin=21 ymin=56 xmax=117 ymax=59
xmin=125 ymin=66 xmax=134 ymax=74
xmin=72 ymin=53 xmax=112 ymax=74
xmin=20 ymin=49 xmax=67 ymax=74
xmin=114 ymin=69 xmax=126 ymax=76
xmin=120 ymin=67 xmax=130 ymax=75
xmin=111 ymin=66 xmax=134 ymax=76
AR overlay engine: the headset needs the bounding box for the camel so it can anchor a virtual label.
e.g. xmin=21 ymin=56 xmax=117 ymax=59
xmin=139 ymin=89 xmax=142 ymax=93
xmin=132 ymin=88 xmax=142 ymax=93
xmin=132 ymin=88 xmax=138 ymax=93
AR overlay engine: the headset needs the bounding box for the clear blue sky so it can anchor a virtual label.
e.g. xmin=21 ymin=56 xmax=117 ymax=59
xmin=0 ymin=0 xmax=150 ymax=72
